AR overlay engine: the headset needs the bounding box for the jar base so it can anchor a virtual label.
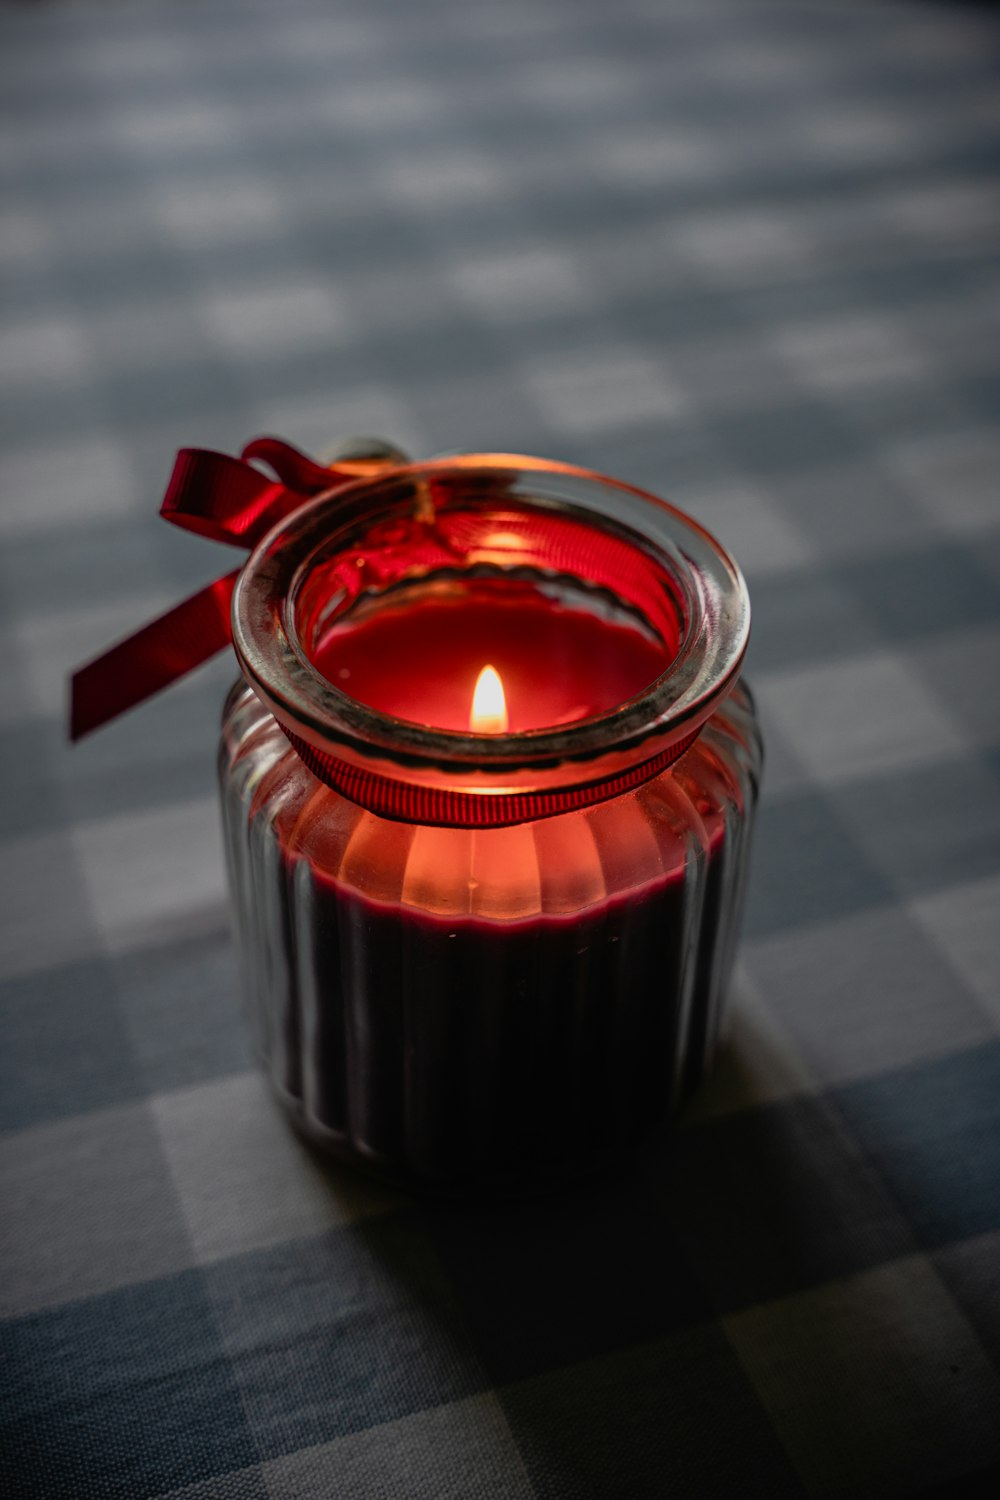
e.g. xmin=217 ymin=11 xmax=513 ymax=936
xmin=270 ymin=1072 xmax=693 ymax=1201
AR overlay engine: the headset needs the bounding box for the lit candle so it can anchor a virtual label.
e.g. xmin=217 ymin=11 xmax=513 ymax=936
xmin=470 ymin=666 xmax=508 ymax=735
xmin=306 ymin=575 xmax=667 ymax=733
xmin=218 ymin=452 xmax=762 ymax=1191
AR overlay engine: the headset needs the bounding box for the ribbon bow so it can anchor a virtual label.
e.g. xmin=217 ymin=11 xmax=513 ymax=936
xmin=69 ymin=435 xmax=398 ymax=741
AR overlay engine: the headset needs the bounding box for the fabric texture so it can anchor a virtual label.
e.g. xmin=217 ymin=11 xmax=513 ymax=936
xmin=2 ymin=0 xmax=1000 ymax=1495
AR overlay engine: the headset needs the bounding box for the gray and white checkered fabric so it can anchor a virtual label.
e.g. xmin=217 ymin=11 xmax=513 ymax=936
xmin=2 ymin=1 xmax=1000 ymax=1496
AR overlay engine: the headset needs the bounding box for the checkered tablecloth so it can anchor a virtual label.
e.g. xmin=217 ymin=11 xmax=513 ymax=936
xmin=2 ymin=0 xmax=1000 ymax=1495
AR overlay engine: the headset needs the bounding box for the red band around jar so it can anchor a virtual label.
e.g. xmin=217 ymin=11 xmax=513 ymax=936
xmin=281 ymin=725 xmax=702 ymax=828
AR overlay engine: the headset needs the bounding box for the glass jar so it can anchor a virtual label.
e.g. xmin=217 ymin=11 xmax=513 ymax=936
xmin=218 ymin=454 xmax=762 ymax=1192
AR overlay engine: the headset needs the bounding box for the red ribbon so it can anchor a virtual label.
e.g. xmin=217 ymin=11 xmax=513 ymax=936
xmin=69 ymin=437 xmax=371 ymax=741
xmin=71 ymin=436 xmax=710 ymax=827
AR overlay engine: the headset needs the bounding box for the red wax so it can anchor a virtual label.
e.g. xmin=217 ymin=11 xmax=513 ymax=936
xmin=269 ymin=806 xmax=735 ymax=1183
xmin=222 ymin=678 xmax=760 ymax=1190
xmin=296 ymin=862 xmax=694 ymax=1176
xmin=309 ymin=578 xmax=670 ymax=731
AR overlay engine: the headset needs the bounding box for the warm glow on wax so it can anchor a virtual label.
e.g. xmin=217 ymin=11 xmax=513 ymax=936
xmin=471 ymin=664 xmax=508 ymax=734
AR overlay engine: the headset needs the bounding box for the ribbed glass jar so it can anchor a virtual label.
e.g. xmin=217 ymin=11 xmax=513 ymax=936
xmin=217 ymin=454 xmax=762 ymax=1192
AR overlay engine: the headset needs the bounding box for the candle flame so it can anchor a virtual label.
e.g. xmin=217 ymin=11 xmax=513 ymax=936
xmin=471 ymin=664 xmax=508 ymax=734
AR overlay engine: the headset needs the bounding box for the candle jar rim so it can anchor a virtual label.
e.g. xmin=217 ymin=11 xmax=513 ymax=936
xmin=231 ymin=453 xmax=750 ymax=822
